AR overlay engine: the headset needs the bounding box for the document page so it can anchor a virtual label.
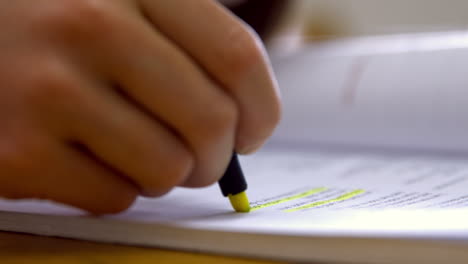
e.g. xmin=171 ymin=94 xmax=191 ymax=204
xmin=171 ymin=147 xmax=468 ymax=237
xmin=245 ymin=149 xmax=468 ymax=212
xmin=1 ymin=147 xmax=468 ymax=240
xmin=271 ymin=33 xmax=468 ymax=152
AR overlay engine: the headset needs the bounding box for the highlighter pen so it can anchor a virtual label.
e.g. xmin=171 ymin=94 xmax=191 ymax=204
xmin=218 ymin=153 xmax=251 ymax=212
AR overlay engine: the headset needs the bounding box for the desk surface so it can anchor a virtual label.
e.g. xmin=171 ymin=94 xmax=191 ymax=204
xmin=0 ymin=231 xmax=284 ymax=264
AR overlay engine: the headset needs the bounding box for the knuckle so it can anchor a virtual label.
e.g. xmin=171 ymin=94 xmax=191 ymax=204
xmin=34 ymin=0 xmax=112 ymax=38
xmin=201 ymin=97 xmax=238 ymax=140
xmin=182 ymin=152 xmax=231 ymax=188
xmin=0 ymin=134 xmax=41 ymax=198
xmin=188 ymin=172 xmax=219 ymax=188
xmin=23 ymin=61 xmax=78 ymax=108
xmin=238 ymin=100 xmax=281 ymax=154
xmin=0 ymin=148 xmax=20 ymax=177
xmin=262 ymin=97 xmax=282 ymax=135
xmin=94 ymin=187 xmax=138 ymax=214
xmin=166 ymin=146 xmax=194 ymax=183
xmin=106 ymin=193 xmax=138 ymax=214
xmin=219 ymin=24 xmax=265 ymax=81
xmin=0 ymin=136 xmax=31 ymax=174
xmin=145 ymin=146 xmax=194 ymax=197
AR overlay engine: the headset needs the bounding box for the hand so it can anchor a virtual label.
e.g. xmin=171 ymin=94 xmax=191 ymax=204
xmin=0 ymin=0 xmax=281 ymax=214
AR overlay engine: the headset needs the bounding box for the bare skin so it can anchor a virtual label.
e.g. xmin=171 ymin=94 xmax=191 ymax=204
xmin=0 ymin=0 xmax=281 ymax=214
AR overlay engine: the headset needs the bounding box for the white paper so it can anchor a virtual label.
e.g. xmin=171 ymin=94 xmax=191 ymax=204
xmin=2 ymin=148 xmax=468 ymax=237
xmin=271 ymin=33 xmax=468 ymax=152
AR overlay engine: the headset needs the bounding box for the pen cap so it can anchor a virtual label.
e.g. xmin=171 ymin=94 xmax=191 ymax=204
xmin=218 ymin=154 xmax=247 ymax=197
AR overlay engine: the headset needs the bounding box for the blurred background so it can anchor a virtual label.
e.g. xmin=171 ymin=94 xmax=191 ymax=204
xmin=226 ymin=0 xmax=468 ymax=152
xmin=265 ymin=0 xmax=468 ymax=55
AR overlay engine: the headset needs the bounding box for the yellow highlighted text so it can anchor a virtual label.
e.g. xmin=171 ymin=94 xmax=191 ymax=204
xmin=285 ymin=189 xmax=365 ymax=212
xmin=251 ymin=187 xmax=327 ymax=211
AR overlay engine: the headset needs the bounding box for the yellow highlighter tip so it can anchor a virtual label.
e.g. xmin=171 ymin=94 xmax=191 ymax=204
xmin=228 ymin=192 xmax=251 ymax=213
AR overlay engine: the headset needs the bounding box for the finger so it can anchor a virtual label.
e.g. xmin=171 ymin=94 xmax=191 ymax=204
xmin=15 ymin=51 xmax=194 ymax=196
xmin=0 ymin=135 xmax=138 ymax=214
xmin=20 ymin=55 xmax=195 ymax=196
xmin=92 ymin=9 xmax=237 ymax=187
xmin=138 ymin=0 xmax=281 ymax=154
xmin=66 ymin=79 xmax=195 ymax=196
